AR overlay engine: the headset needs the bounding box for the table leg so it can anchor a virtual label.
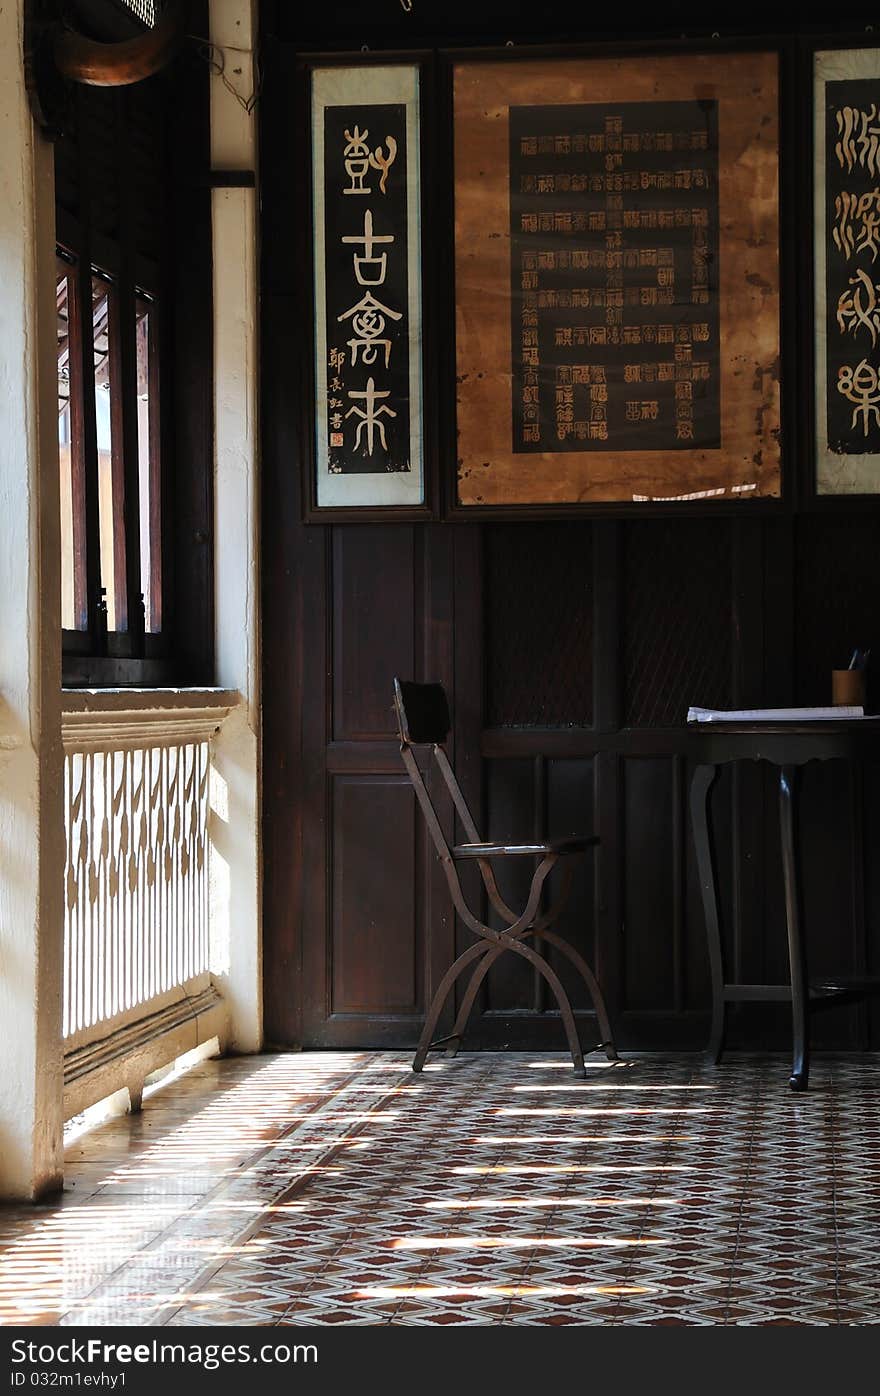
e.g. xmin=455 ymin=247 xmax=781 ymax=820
xmin=690 ymin=763 xmax=725 ymax=1063
xmin=779 ymin=764 xmax=809 ymax=1092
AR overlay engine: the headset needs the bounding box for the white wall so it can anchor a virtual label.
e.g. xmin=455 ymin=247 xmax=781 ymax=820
xmin=0 ymin=0 xmax=65 ymax=1197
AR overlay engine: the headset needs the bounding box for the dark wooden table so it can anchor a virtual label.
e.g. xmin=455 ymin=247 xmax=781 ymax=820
xmin=689 ymin=719 xmax=880 ymax=1090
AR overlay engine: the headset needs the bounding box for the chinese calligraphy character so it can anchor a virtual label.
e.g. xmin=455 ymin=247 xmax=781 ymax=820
xmin=833 ymin=189 xmax=880 ymax=262
xmin=346 ymin=377 xmax=396 ymax=454
xmin=837 ymin=359 xmax=880 ymax=435
xmin=836 ymin=267 xmax=880 ymax=346
xmin=341 ymin=210 xmax=395 ymax=286
xmin=835 ymin=105 xmax=880 ymax=178
xmin=342 ymin=126 xmax=399 ymax=196
xmin=337 ymin=290 xmax=402 ymax=368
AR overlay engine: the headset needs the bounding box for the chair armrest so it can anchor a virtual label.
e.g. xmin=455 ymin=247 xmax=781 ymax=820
xmin=452 ymin=836 xmax=598 ymax=859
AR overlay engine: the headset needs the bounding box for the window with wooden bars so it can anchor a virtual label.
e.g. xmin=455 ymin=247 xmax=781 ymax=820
xmin=54 ymin=26 xmax=212 ymax=687
xmin=56 ymin=252 xmax=162 ymax=650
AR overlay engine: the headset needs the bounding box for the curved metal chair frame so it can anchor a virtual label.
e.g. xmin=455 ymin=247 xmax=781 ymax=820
xmin=393 ymin=679 xmax=617 ymax=1078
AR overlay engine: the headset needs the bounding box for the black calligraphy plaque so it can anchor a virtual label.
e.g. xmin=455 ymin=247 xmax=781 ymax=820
xmin=509 ymin=101 xmax=720 ymax=454
xmin=322 ymin=103 xmax=411 ymax=474
xmin=824 ymin=77 xmax=880 ymax=456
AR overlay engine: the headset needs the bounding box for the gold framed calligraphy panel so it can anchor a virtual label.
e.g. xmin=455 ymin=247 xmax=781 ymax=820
xmin=453 ymin=51 xmax=782 ymax=507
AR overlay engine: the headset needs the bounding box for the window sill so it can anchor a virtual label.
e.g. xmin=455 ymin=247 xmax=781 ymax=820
xmin=61 ymin=653 xmax=179 ymax=689
xmin=61 ymin=688 xmax=241 ymax=752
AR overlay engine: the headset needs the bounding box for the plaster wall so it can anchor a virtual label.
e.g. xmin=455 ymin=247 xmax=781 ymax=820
xmin=0 ymin=0 xmax=65 ymax=1198
xmin=209 ymin=0 xmax=262 ymax=1052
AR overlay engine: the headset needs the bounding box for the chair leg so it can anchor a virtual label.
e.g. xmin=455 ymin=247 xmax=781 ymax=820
xmin=446 ymin=861 xmax=577 ymax=1057
xmin=503 ymin=937 xmax=585 ymax=1078
xmin=445 ymin=943 xmax=497 ymax=1057
xmin=412 ymin=939 xmax=494 ymax=1073
xmin=538 ymin=929 xmax=618 ymax=1060
xmin=447 ymin=932 xmax=617 ymax=1062
xmin=418 ymin=933 xmax=585 ymax=1076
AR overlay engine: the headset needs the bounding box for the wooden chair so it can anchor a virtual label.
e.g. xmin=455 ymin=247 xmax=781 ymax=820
xmin=393 ymin=678 xmax=616 ymax=1077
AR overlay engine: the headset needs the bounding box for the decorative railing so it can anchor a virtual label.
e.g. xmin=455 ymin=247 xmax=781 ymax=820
xmin=63 ymin=741 xmax=210 ymax=1040
xmin=60 ymin=693 xmax=235 ymax=1112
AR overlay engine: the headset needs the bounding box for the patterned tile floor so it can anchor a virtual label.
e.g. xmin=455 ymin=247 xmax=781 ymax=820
xmin=1 ymin=1050 xmax=879 ymax=1326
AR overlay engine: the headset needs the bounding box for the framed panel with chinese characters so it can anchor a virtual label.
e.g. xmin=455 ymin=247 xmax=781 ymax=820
xmin=310 ymin=63 xmax=427 ymax=513
xmin=814 ymin=47 xmax=880 ymax=495
xmin=452 ymin=49 xmax=782 ymax=509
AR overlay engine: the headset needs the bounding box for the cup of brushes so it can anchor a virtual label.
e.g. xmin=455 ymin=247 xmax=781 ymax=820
xmin=831 ymin=648 xmax=869 ymax=708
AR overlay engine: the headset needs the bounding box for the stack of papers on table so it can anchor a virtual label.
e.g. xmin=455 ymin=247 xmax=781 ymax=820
xmin=687 ymin=705 xmax=864 ymax=723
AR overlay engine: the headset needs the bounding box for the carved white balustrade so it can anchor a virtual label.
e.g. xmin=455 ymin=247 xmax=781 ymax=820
xmin=60 ymin=693 xmax=236 ymax=1117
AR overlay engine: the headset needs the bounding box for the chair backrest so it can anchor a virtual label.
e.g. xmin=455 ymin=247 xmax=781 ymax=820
xmin=393 ymin=680 xmax=494 ymax=936
xmin=393 ymin=679 xmax=451 ymax=747
xmin=393 ymin=678 xmax=483 ymax=866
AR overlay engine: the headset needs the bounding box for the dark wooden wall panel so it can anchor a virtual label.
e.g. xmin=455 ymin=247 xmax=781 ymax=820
xmin=331 ymin=775 xmax=419 ymax=1014
xmin=77 ymin=87 xmax=120 ymax=242
xmin=332 ymin=525 xmax=415 ymax=741
xmin=800 ymin=762 xmax=852 ymax=975
xmin=799 ymin=761 xmax=860 ymax=1048
xmin=127 ymin=80 xmax=166 ymax=263
xmin=623 ymin=758 xmax=676 ymax=1010
xmin=623 ymin=519 xmax=733 ymax=727
xmin=485 ymin=524 xmax=593 ymax=727
xmin=547 ymin=757 xmax=597 ymax=1009
xmin=795 ymin=515 xmax=880 ymax=708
